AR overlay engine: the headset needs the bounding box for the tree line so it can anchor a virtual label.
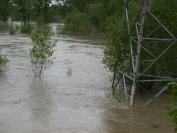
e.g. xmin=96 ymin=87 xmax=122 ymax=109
xmin=0 ymin=0 xmax=69 ymax=24
xmin=1 ymin=0 xmax=177 ymax=86
xmin=0 ymin=0 xmax=124 ymax=34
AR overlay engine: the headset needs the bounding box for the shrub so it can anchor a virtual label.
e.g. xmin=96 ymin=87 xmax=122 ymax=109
xmin=0 ymin=55 xmax=9 ymax=71
xmin=20 ymin=23 xmax=33 ymax=34
xmin=8 ymin=24 xmax=19 ymax=35
xmin=29 ymin=25 xmax=57 ymax=77
xmin=63 ymin=11 xmax=91 ymax=35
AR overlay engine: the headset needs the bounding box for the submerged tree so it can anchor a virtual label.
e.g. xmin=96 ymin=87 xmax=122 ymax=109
xmin=30 ymin=26 xmax=57 ymax=77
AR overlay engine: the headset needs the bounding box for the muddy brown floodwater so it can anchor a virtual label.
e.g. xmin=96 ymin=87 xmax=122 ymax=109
xmin=0 ymin=27 xmax=175 ymax=133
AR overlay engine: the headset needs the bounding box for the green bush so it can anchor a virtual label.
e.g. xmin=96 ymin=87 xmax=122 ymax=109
xmin=8 ymin=24 xmax=19 ymax=35
xmin=0 ymin=55 xmax=9 ymax=71
xmin=20 ymin=23 xmax=33 ymax=34
xmin=63 ymin=11 xmax=91 ymax=35
xmin=30 ymin=25 xmax=57 ymax=77
xmin=9 ymin=25 xmax=16 ymax=35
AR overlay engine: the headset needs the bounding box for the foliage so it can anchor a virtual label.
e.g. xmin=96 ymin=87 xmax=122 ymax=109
xmin=103 ymin=0 xmax=131 ymax=76
xmin=63 ymin=10 xmax=91 ymax=35
xmin=0 ymin=0 xmax=68 ymax=24
xmin=48 ymin=4 xmax=68 ymax=23
xmin=35 ymin=16 xmax=45 ymax=27
xmin=0 ymin=55 xmax=9 ymax=71
xmin=20 ymin=23 xmax=33 ymax=34
xmin=67 ymin=0 xmax=95 ymax=12
xmin=8 ymin=24 xmax=18 ymax=35
xmin=165 ymin=82 xmax=177 ymax=131
xmin=12 ymin=0 xmax=35 ymax=24
xmin=103 ymin=18 xmax=130 ymax=73
xmin=30 ymin=25 xmax=56 ymax=77
xmin=85 ymin=1 xmax=106 ymax=32
xmin=138 ymin=0 xmax=177 ymax=77
xmin=33 ymin=0 xmax=52 ymax=24
xmin=0 ymin=0 xmax=11 ymax=23
xmin=62 ymin=0 xmax=108 ymax=35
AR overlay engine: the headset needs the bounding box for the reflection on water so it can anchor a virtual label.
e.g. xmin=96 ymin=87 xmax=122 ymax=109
xmin=29 ymin=79 xmax=53 ymax=128
xmin=0 ymin=27 xmax=175 ymax=133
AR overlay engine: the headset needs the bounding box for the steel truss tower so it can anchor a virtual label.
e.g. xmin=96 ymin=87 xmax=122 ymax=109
xmin=112 ymin=0 xmax=177 ymax=106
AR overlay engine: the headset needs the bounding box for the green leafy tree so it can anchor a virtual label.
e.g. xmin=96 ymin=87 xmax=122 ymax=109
xmin=33 ymin=0 xmax=52 ymax=24
xmin=66 ymin=0 xmax=95 ymax=12
xmin=103 ymin=0 xmax=131 ymax=72
xmin=64 ymin=10 xmax=91 ymax=35
xmin=48 ymin=4 xmax=66 ymax=23
xmin=86 ymin=1 xmax=106 ymax=33
xmin=12 ymin=0 xmax=35 ymax=24
xmin=0 ymin=0 xmax=11 ymax=23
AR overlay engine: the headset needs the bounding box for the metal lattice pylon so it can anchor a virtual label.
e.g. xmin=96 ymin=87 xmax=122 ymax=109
xmin=112 ymin=0 xmax=177 ymax=106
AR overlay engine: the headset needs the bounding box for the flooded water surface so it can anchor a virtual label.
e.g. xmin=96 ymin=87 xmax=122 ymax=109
xmin=0 ymin=30 xmax=175 ymax=133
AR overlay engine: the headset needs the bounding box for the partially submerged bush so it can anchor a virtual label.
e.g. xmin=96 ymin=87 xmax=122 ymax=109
xmin=29 ymin=25 xmax=57 ymax=77
xmin=0 ymin=55 xmax=9 ymax=71
xmin=20 ymin=23 xmax=33 ymax=34
xmin=8 ymin=24 xmax=19 ymax=35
